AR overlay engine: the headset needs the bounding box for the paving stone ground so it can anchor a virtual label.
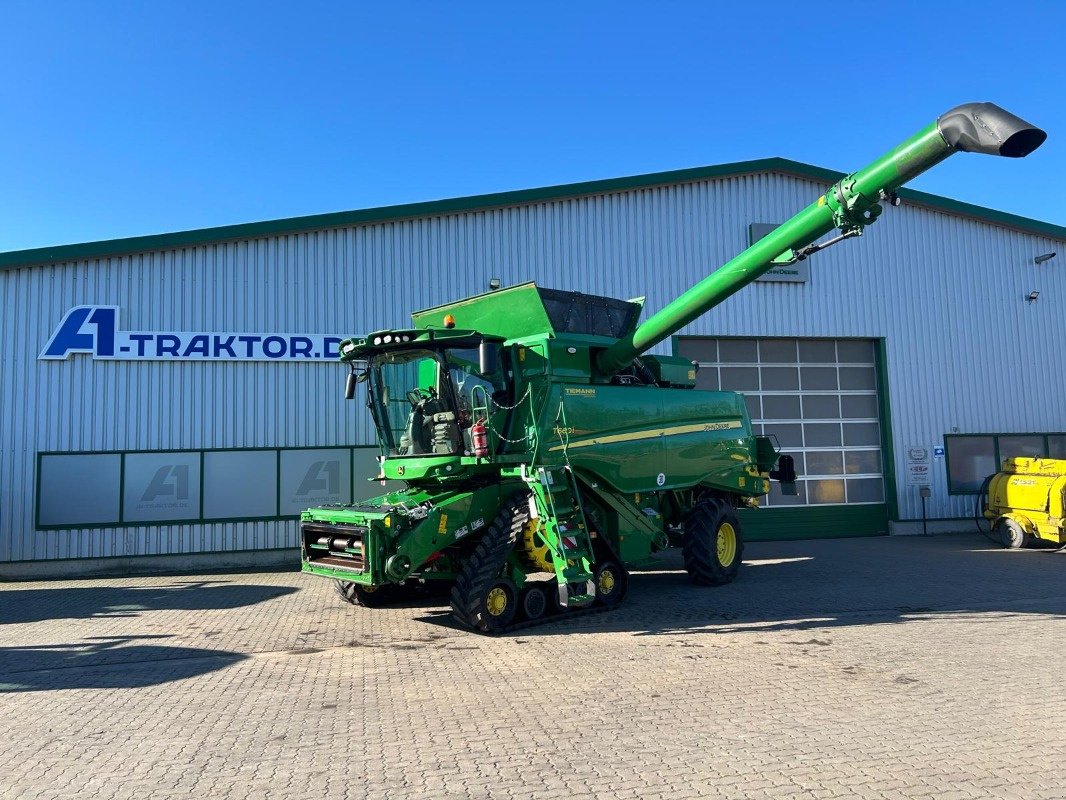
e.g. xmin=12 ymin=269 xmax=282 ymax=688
xmin=1 ymin=532 xmax=1063 ymax=800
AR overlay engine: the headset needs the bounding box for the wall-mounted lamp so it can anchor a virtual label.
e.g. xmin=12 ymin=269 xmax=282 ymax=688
xmin=1033 ymin=252 xmax=1057 ymax=264
xmin=1026 ymin=291 xmax=1040 ymax=303
xmin=488 ymin=278 xmax=502 ymax=291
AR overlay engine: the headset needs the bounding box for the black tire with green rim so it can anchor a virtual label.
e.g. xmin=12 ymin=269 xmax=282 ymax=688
xmin=995 ymin=517 xmax=1031 ymax=549
xmin=682 ymin=499 xmax=744 ymax=586
xmin=593 ymin=560 xmax=628 ymax=607
xmin=449 ymin=495 xmax=530 ymax=632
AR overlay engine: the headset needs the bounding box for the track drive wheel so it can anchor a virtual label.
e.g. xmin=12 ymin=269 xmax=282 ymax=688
xmin=593 ymin=560 xmax=628 ymax=608
xmin=449 ymin=495 xmax=530 ymax=633
xmin=682 ymin=499 xmax=744 ymax=586
xmin=995 ymin=517 xmax=1031 ymax=549
xmin=519 ymin=518 xmax=555 ymax=572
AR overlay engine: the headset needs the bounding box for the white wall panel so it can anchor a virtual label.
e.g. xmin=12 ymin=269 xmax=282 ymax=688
xmin=3 ymin=169 xmax=1064 ymax=563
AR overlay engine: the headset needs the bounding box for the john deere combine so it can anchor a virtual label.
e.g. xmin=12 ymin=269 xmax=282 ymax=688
xmin=301 ymin=103 xmax=1045 ymax=632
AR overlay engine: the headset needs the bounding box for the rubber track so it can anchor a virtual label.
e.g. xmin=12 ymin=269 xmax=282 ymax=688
xmin=449 ymin=495 xmax=531 ymax=630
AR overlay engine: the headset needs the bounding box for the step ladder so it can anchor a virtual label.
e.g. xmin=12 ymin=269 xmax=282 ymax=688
xmin=522 ymin=465 xmax=597 ymax=608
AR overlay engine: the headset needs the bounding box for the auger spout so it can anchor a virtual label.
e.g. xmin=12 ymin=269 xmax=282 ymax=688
xmin=594 ymin=102 xmax=1046 ymax=376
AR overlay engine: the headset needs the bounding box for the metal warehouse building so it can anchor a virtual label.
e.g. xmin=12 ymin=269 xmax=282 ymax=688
xmin=2 ymin=157 xmax=1064 ymax=577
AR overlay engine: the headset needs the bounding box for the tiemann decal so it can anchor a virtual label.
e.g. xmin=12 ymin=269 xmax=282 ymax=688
xmin=39 ymin=306 xmax=343 ymax=362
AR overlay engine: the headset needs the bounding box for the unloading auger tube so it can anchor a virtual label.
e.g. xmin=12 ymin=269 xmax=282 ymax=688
xmin=595 ymin=102 xmax=1047 ymax=376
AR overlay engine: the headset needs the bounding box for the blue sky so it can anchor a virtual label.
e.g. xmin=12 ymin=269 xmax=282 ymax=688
xmin=2 ymin=1 xmax=1063 ymax=252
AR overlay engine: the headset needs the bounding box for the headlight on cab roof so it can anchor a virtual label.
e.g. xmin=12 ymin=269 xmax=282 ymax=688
xmin=341 ymin=342 xmax=357 ymax=356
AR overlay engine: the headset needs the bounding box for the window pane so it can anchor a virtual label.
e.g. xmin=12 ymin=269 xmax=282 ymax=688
xmin=720 ymin=366 xmax=759 ymax=390
xmin=837 ymin=340 xmax=875 ymax=363
xmin=1049 ymin=435 xmax=1066 ymax=459
xmin=744 ymin=394 xmax=761 ymax=420
xmin=762 ymin=395 xmax=801 ymax=420
xmin=839 ymin=366 xmax=876 ymax=390
xmin=799 ymin=340 xmax=836 ymax=362
xmin=947 ymin=436 xmax=996 ymax=492
xmin=841 ymin=394 xmax=878 ymax=419
xmin=805 ymin=423 xmax=843 ymax=447
xmin=998 ymin=435 xmax=1045 ymax=459
xmin=761 ymin=366 xmax=800 ymax=391
xmin=846 ymin=477 xmax=884 ymax=503
xmin=802 ymin=394 xmax=840 ymax=419
xmin=808 ymin=479 xmax=846 ymax=504
xmin=805 ymin=451 xmax=844 ymax=475
xmin=843 ymin=422 xmax=880 ymax=446
xmin=801 ymin=367 xmax=838 ymax=390
xmin=719 ymin=339 xmax=758 ymax=362
xmin=767 ymin=480 xmax=807 ymax=506
xmin=677 ymin=338 xmax=715 ymax=361
xmin=845 ymin=450 xmax=882 ymax=475
xmin=759 ymin=339 xmax=798 ymax=363
xmin=695 ymin=368 xmax=719 ymax=391
xmin=764 ymin=423 xmax=803 ymax=448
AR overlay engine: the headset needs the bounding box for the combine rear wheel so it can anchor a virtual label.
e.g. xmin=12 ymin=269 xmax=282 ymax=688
xmin=682 ymin=499 xmax=744 ymax=586
xmin=449 ymin=495 xmax=530 ymax=632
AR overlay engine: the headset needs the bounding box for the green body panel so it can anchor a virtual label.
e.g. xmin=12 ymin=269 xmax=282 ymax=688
xmin=299 ymin=103 xmax=1045 ymax=595
xmin=413 ymin=283 xmax=554 ymax=339
xmin=535 ymin=381 xmax=763 ymax=496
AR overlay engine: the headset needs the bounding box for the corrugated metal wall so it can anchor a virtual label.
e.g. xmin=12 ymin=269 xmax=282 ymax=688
xmin=3 ymin=171 xmax=1064 ymax=562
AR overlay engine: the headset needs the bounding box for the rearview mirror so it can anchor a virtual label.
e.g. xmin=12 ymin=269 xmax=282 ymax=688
xmin=478 ymin=341 xmax=497 ymax=376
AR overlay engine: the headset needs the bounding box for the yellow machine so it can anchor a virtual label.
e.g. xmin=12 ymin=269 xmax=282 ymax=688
xmin=984 ymin=458 xmax=1066 ymax=548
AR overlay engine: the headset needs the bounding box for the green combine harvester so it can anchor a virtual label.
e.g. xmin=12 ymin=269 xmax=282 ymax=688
xmin=301 ymin=103 xmax=1045 ymax=633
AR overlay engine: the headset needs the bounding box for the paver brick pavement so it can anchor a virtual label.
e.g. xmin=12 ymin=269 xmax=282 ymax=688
xmin=0 ymin=533 xmax=1063 ymax=799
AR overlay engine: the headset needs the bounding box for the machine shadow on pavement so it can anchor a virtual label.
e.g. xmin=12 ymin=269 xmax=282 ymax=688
xmin=0 ymin=635 xmax=247 ymax=693
xmin=0 ymin=581 xmax=298 ymax=625
xmin=412 ymin=533 xmax=1066 ymax=638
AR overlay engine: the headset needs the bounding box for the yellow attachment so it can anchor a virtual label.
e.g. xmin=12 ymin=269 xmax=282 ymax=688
xmin=520 ymin=519 xmax=555 ymax=572
xmin=986 ymin=457 xmax=1066 ymax=545
xmin=486 ymin=587 xmax=508 ymax=616
xmin=717 ymin=522 xmax=738 ymax=566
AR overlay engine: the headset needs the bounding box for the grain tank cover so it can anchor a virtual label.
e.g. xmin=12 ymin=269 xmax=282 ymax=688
xmin=537 ymin=287 xmax=642 ymax=338
xmin=411 ymin=281 xmax=643 ymax=341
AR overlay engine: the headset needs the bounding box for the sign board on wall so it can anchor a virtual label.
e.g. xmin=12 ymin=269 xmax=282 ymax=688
xmin=39 ymin=306 xmax=344 ymax=362
xmin=906 ymin=445 xmax=931 ymax=486
xmin=748 ymin=224 xmax=810 ymax=283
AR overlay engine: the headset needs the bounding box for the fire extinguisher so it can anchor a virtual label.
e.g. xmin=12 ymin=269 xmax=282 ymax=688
xmin=471 ymin=417 xmax=490 ymax=457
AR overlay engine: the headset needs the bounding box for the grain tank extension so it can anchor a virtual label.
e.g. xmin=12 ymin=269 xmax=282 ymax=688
xmin=301 ymin=103 xmax=1046 ymax=633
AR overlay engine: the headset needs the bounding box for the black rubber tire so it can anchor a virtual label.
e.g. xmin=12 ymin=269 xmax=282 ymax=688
xmin=520 ymin=585 xmax=548 ymax=621
xmin=449 ymin=495 xmax=530 ymax=632
xmin=593 ymin=560 xmax=629 ymax=608
xmin=995 ymin=518 xmax=1030 ymax=549
xmin=333 ymin=580 xmax=400 ymax=607
xmin=682 ymin=499 xmax=744 ymax=586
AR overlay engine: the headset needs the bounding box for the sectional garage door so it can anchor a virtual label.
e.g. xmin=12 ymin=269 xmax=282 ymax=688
xmin=676 ymin=337 xmax=889 ymax=540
